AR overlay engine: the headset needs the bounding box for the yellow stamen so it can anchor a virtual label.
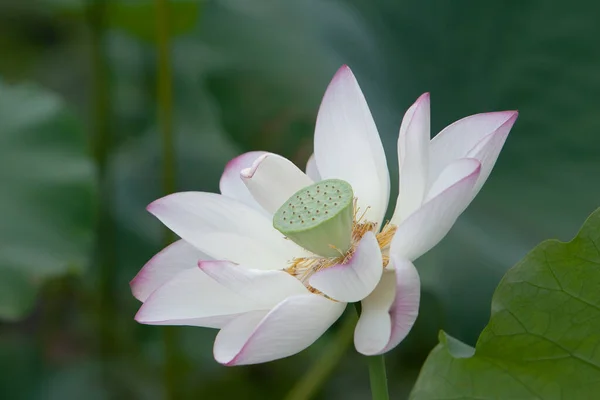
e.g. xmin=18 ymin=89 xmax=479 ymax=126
xmin=285 ymin=199 xmax=397 ymax=289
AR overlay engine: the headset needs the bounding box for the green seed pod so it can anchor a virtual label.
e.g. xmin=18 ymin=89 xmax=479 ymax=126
xmin=273 ymin=179 xmax=354 ymax=258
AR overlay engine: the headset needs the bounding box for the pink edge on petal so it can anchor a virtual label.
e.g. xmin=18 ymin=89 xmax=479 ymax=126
xmin=214 ymin=294 xmax=345 ymax=366
xmin=130 ymin=242 xmax=179 ymax=297
xmin=219 ymin=312 xmax=266 ymax=366
xmin=308 ymin=232 xmax=383 ymax=303
xmin=381 ymin=258 xmax=421 ymax=354
xmin=470 ymin=111 xmax=518 ymax=145
xmin=130 ymin=240 xmax=208 ymax=302
xmin=332 ymin=64 xmax=352 ymax=79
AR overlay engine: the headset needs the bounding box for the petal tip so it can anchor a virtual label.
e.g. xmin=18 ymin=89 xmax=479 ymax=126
xmin=220 ymin=151 xmax=268 ymax=192
xmin=146 ymin=194 xmax=175 ymax=214
xmin=413 ymin=92 xmax=431 ymax=109
xmin=240 ymin=154 xmax=270 ymax=180
xmin=146 ymin=199 xmax=160 ymax=213
xmin=331 ymin=64 xmax=355 ymax=83
xmin=133 ymin=307 xmax=146 ymax=323
xmin=129 ymin=274 xmax=145 ymax=300
xmin=494 ymin=110 xmax=519 ymax=133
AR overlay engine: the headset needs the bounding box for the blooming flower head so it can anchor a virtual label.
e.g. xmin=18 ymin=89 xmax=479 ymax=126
xmin=131 ymin=66 xmax=517 ymax=365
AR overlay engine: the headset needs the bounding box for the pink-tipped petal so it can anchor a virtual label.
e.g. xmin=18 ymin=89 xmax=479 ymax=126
xmin=147 ymin=192 xmax=306 ymax=270
xmin=314 ymin=65 xmax=390 ymax=226
xmin=391 ymin=93 xmax=430 ymax=226
xmin=309 ymin=232 xmax=383 ymax=302
xmin=391 ymin=160 xmax=481 ymax=261
xmin=134 ymin=268 xmax=260 ymax=328
xmin=220 ymin=151 xmax=268 ymax=212
xmin=354 ymin=257 xmax=420 ymax=355
xmin=305 ymin=153 xmax=321 ymax=182
xmin=428 ymin=111 xmax=518 ymax=186
xmin=199 ymin=260 xmax=308 ymax=307
xmin=214 ymin=294 xmax=345 ymax=365
xmin=131 ymin=240 xmax=208 ymax=302
xmin=465 ymin=112 xmax=518 ymax=197
xmin=241 ymin=153 xmax=313 ymax=214
xmin=425 ymin=158 xmax=481 ymax=202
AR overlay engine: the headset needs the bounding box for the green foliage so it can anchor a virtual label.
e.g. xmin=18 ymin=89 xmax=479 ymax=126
xmin=411 ymin=208 xmax=600 ymax=399
xmin=0 ymin=81 xmax=95 ymax=320
xmin=2 ymin=0 xmax=600 ymax=398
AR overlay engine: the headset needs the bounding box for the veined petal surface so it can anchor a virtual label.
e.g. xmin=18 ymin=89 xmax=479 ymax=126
xmin=147 ymin=192 xmax=306 ymax=270
xmin=314 ymin=66 xmax=390 ymax=226
xmin=213 ymin=294 xmax=345 ymax=365
xmin=354 ymin=257 xmax=420 ymax=355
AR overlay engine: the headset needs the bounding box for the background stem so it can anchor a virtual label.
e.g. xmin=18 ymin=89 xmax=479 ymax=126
xmin=155 ymin=0 xmax=180 ymax=398
xmin=87 ymin=0 xmax=117 ymax=372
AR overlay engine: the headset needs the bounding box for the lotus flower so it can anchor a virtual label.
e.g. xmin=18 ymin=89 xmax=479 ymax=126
xmin=131 ymin=65 xmax=517 ymax=365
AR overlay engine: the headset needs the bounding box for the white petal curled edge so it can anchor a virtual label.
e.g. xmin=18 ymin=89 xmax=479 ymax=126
xmin=199 ymin=260 xmax=308 ymax=308
xmin=391 ymin=93 xmax=431 ymax=226
xmin=314 ymin=66 xmax=390 ymax=227
xmin=147 ymin=192 xmax=306 ymax=270
xmin=428 ymin=111 xmax=518 ymax=187
xmin=219 ymin=151 xmax=268 ymax=212
xmin=309 ymin=232 xmax=383 ymax=303
xmin=305 ymin=154 xmax=321 ymax=182
xmin=354 ymin=257 xmax=420 ymax=355
xmin=391 ymin=159 xmax=481 ymax=261
xmin=465 ymin=112 xmax=518 ymax=198
xmin=130 ymin=239 xmax=208 ymax=302
xmin=135 ymin=268 xmax=261 ymax=329
xmin=241 ymin=153 xmax=313 ymax=215
xmin=214 ymin=293 xmax=346 ymax=365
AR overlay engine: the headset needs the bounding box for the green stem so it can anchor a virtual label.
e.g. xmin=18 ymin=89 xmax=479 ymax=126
xmin=284 ymin=311 xmax=357 ymax=400
xmin=86 ymin=0 xmax=117 ymax=361
xmin=156 ymin=0 xmax=176 ymax=198
xmin=367 ymin=355 xmax=389 ymax=400
xmin=354 ymin=303 xmax=389 ymax=400
xmin=155 ymin=0 xmax=180 ymax=398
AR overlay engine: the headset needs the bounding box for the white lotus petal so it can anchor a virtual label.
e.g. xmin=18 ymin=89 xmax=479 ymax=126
xmin=428 ymin=111 xmax=518 ymax=187
xmin=391 ymin=93 xmax=430 ymax=225
xmin=219 ymin=151 xmax=268 ymax=211
xmin=199 ymin=260 xmax=308 ymax=307
xmin=354 ymin=257 xmax=420 ymax=355
xmin=314 ymin=66 xmax=390 ymax=226
xmin=214 ymin=294 xmax=345 ymax=365
xmin=131 ymin=239 xmax=208 ymax=302
xmin=391 ymin=160 xmax=481 ymax=261
xmin=309 ymin=232 xmax=383 ymax=302
xmin=135 ymin=268 xmax=260 ymax=328
xmin=148 ymin=192 xmax=306 ymax=270
xmin=306 ymin=153 xmax=321 ymax=181
xmin=241 ymin=153 xmax=313 ymax=214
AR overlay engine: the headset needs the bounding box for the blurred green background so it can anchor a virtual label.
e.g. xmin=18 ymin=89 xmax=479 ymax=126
xmin=1 ymin=0 xmax=599 ymax=398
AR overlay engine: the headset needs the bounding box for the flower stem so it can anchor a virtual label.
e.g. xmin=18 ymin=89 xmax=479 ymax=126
xmin=354 ymin=303 xmax=389 ymax=400
xmin=367 ymin=354 xmax=389 ymax=400
xmin=86 ymin=0 xmax=117 ymax=364
xmin=284 ymin=310 xmax=357 ymax=400
xmin=155 ymin=0 xmax=180 ymax=398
